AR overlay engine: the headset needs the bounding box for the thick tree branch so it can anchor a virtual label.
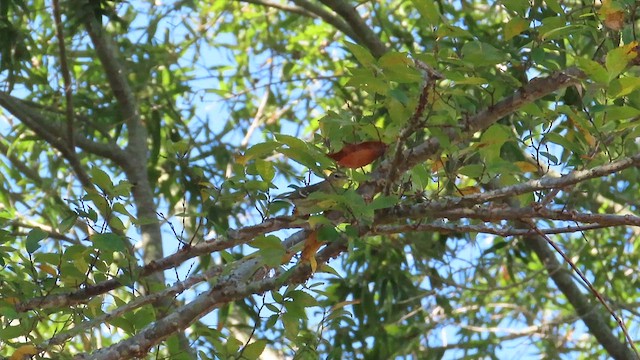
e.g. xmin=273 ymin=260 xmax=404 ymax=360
xmin=526 ymin=232 xmax=637 ymax=359
xmin=76 ymin=256 xmax=281 ymax=359
xmin=0 ymin=92 xmax=90 ymax=187
xmin=83 ymin=4 xmax=165 ymax=291
xmin=20 ymin=142 xmax=640 ymax=311
xmin=359 ymin=67 xmax=585 ymax=199
xmin=40 ymin=264 xmax=224 ymax=351
xmin=15 ymin=216 xmax=306 ymax=311
xmin=0 ymin=92 xmax=128 ymax=164
xmin=318 ymin=0 xmax=387 ymax=57
xmin=290 ymin=0 xmax=360 ymax=42
xmin=237 ymin=0 xmax=315 ymax=16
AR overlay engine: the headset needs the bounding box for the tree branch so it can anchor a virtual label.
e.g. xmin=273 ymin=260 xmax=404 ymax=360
xmin=359 ymin=67 xmax=586 ymax=199
xmin=82 ymin=3 xmax=165 ymax=297
xmin=52 ymin=0 xmax=75 ymax=152
xmin=0 ymin=92 xmax=91 ymax=187
xmin=526 ymin=231 xmax=637 ymax=359
xmin=0 ymin=92 xmax=128 ymax=165
xmin=290 ymin=0 xmax=360 ymax=43
xmin=318 ymin=0 xmax=387 ymax=57
xmin=15 ymin=216 xmax=306 ymax=311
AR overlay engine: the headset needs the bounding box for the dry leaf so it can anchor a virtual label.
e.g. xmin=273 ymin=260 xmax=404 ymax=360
xmin=10 ymin=345 xmax=38 ymax=360
xmin=327 ymin=141 xmax=388 ymax=168
xmin=300 ymin=229 xmax=323 ymax=272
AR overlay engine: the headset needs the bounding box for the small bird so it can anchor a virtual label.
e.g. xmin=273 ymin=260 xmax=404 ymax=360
xmin=276 ymin=172 xmax=348 ymax=215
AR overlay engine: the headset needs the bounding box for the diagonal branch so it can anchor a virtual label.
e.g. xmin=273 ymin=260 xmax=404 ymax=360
xmin=237 ymin=0 xmax=315 ymax=16
xmin=318 ymin=0 xmax=387 ymax=57
xmin=359 ymin=67 xmax=585 ymax=199
xmin=525 ymin=228 xmax=637 ymax=360
xmin=290 ymin=0 xmax=360 ymax=42
xmin=0 ymin=92 xmax=128 ymax=168
xmin=15 ymin=216 xmax=305 ymax=311
xmin=0 ymin=92 xmax=90 ymax=187
xmin=40 ymin=264 xmax=224 ymax=351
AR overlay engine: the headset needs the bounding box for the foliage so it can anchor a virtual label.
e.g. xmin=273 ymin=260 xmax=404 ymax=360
xmin=0 ymin=0 xmax=640 ymax=359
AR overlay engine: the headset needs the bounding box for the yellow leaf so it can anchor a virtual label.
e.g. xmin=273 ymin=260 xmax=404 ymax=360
xmin=4 ymin=297 xmax=20 ymax=305
xmin=330 ymin=299 xmax=361 ymax=311
xmin=504 ymin=18 xmax=529 ymax=40
xmin=457 ymin=186 xmax=481 ymax=195
xmin=309 ymin=256 xmax=317 ymax=273
xmin=599 ymin=0 xmax=625 ymax=31
xmin=431 ymin=158 xmax=446 ymax=173
xmin=10 ymin=345 xmax=38 ymax=360
xmin=234 ymin=153 xmax=247 ymax=166
xmin=514 ymin=161 xmax=539 ymax=173
xmin=37 ymin=264 xmax=58 ymax=276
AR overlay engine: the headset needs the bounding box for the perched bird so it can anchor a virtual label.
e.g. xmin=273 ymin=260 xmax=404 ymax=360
xmin=276 ymin=172 xmax=348 ymax=215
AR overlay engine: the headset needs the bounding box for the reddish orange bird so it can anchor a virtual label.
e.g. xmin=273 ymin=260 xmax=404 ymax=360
xmin=327 ymin=141 xmax=387 ymax=168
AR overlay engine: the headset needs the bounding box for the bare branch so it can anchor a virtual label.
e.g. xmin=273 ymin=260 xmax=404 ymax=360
xmin=16 ymin=216 xmax=307 ymax=311
xmin=374 ymin=222 xmax=611 ymax=238
xmin=40 ymin=264 xmax=223 ymax=351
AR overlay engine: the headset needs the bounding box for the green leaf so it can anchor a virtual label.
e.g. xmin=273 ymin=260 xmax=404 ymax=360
xmin=249 ymin=235 xmax=285 ymax=267
xmin=249 ymin=235 xmax=283 ymax=250
xmin=575 ymin=57 xmax=608 ymax=85
xmin=545 ymin=0 xmax=564 ymax=14
xmin=241 ymin=340 xmax=267 ymax=360
xmin=58 ymin=213 xmax=77 ymax=233
xmin=478 ymin=124 xmax=511 ymax=158
xmin=26 ymin=228 xmax=47 ymax=253
xmin=411 ymin=0 xmax=440 ymax=26
xmin=344 ymin=41 xmax=376 ymax=67
xmin=91 ymin=233 xmax=128 ymax=253
xmin=502 ymin=0 xmax=529 ymax=16
xmin=317 ymin=225 xmax=339 ymax=242
xmin=244 ymin=141 xmax=282 ymax=161
xmin=254 ymin=159 xmax=275 ymax=182
xmin=608 ymin=77 xmax=640 ymax=98
xmin=504 ymin=18 xmax=529 ymax=40
xmin=225 ymin=337 xmax=243 ymax=354
xmin=112 ymin=180 xmax=133 ymax=198
xmin=606 ymin=45 xmax=637 ymax=81
xmin=458 ymin=164 xmax=484 ymax=178
xmin=369 ymin=195 xmax=398 ymax=210
xmin=112 ymin=202 xmax=136 ymax=220
xmin=288 ymin=290 xmax=319 ymax=308
xmin=84 ymin=190 xmax=110 ymax=214
xmin=274 ymin=133 xmax=330 ymax=171
xmin=599 ymin=105 xmax=640 ymax=121
xmin=543 ymin=132 xmax=583 ymax=154
xmin=90 ymin=167 xmax=115 ymax=195
xmin=461 ymin=41 xmax=508 ymax=67
xmin=282 ymin=311 xmax=299 ymax=340
xmin=379 ymin=52 xmax=423 ymax=83
xmin=108 ymin=216 xmax=126 ymax=231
